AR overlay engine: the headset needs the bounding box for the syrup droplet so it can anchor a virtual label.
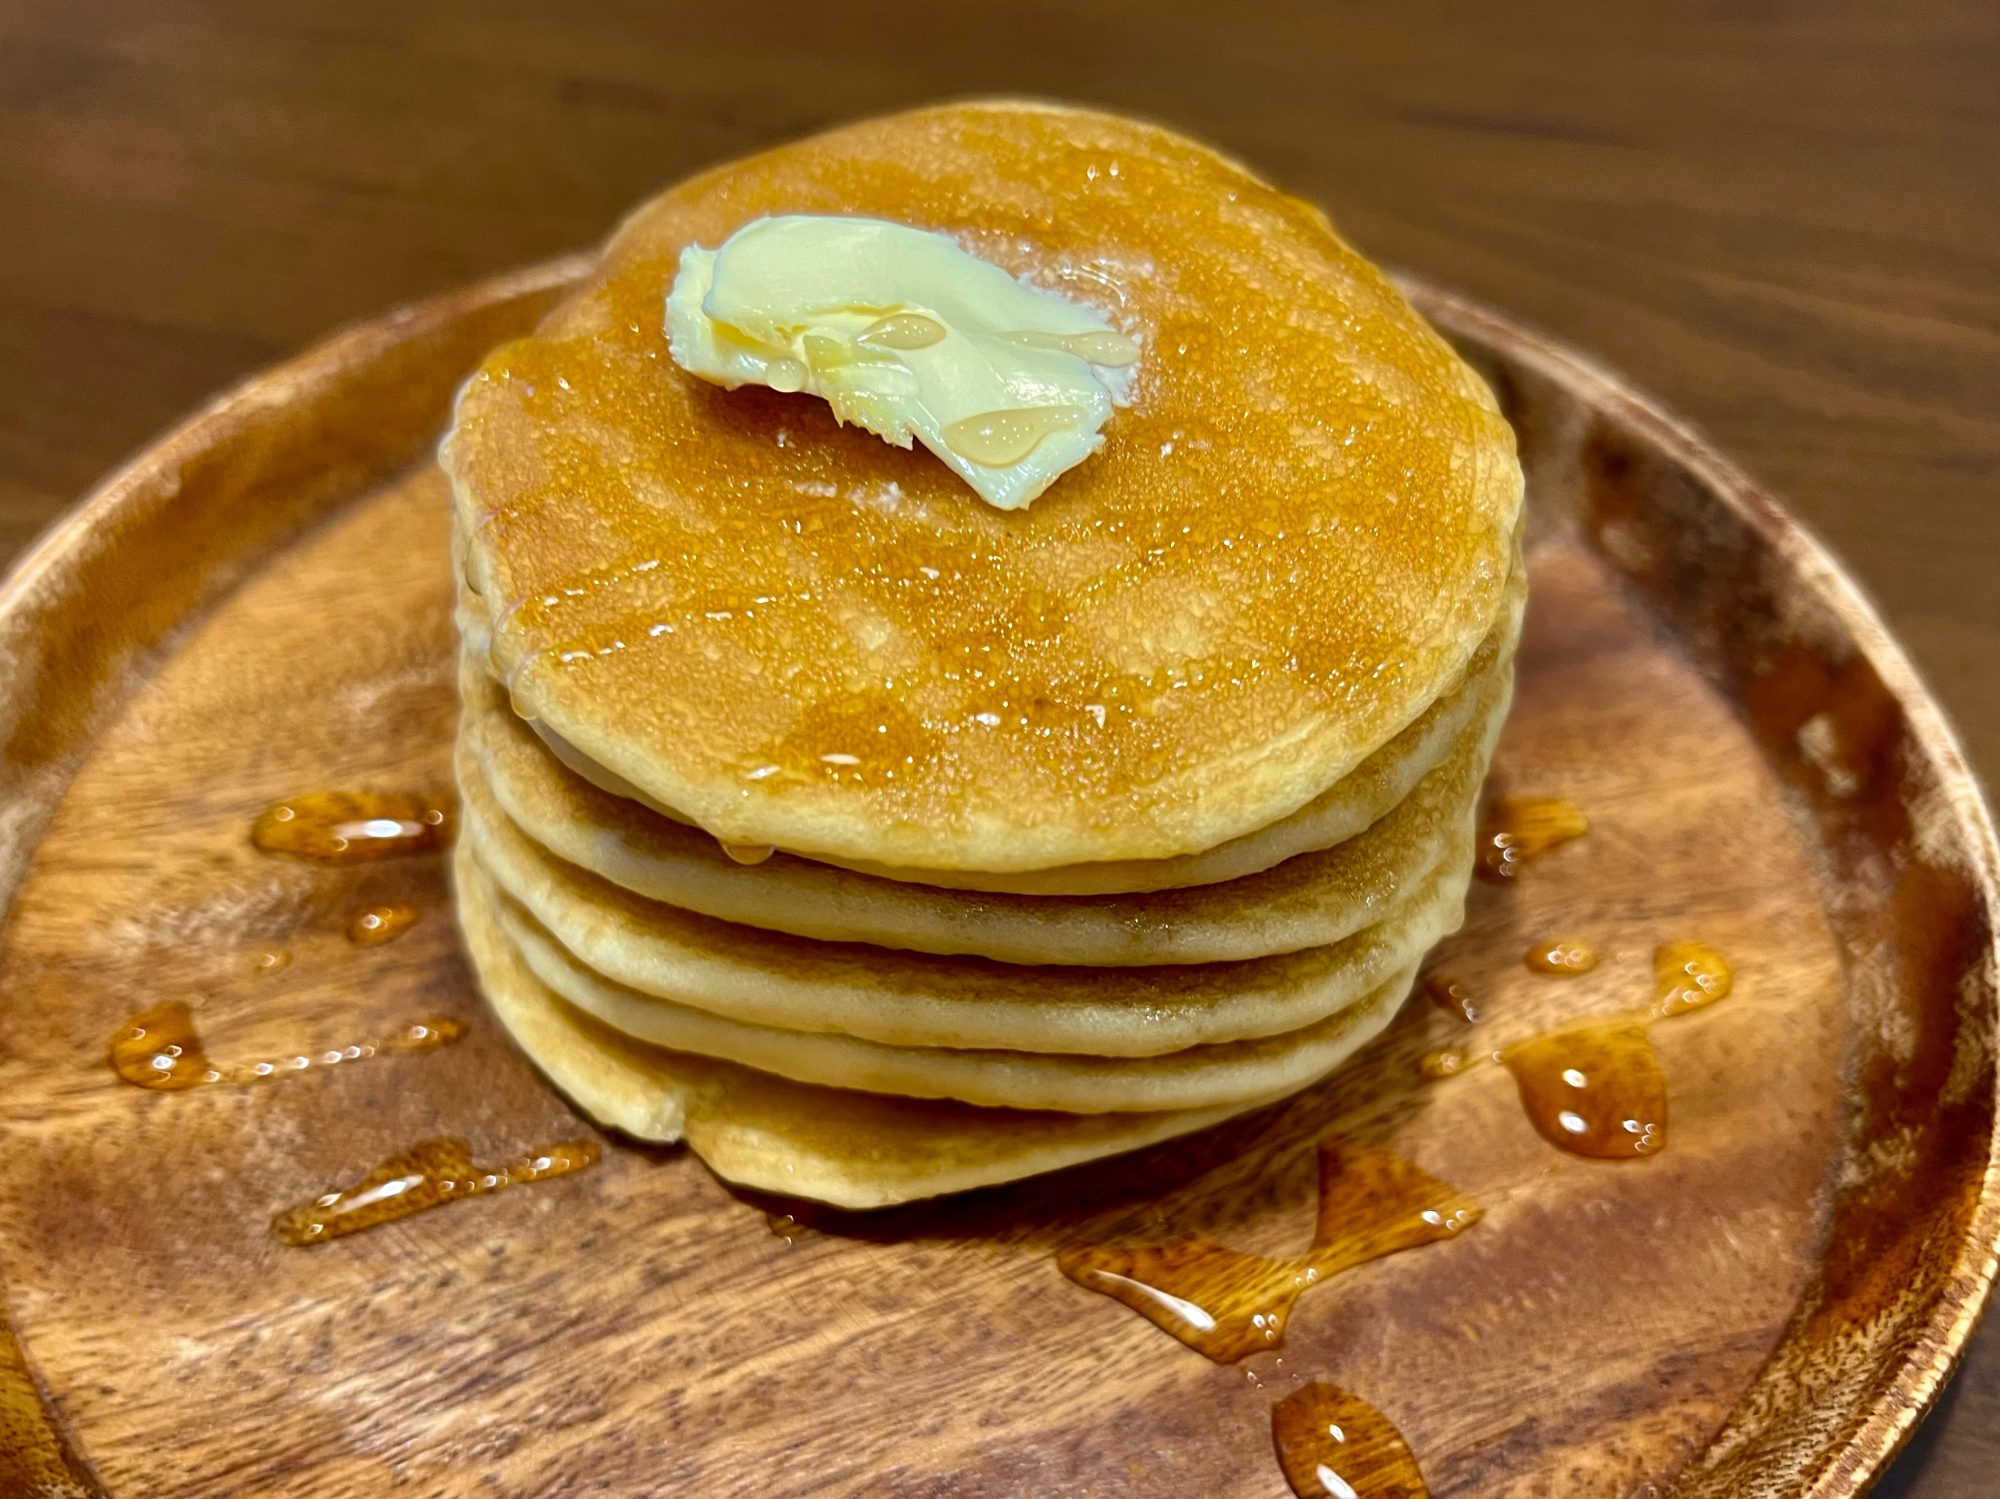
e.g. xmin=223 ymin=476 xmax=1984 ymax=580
xmin=1001 ymin=329 xmax=1142 ymax=367
xmin=107 ymin=1002 xmax=220 ymax=1091
xmin=1417 ymin=1048 xmax=1475 ymax=1080
xmin=1057 ymin=1139 xmax=1480 ymax=1362
xmin=1653 ymin=942 xmax=1733 ymax=1017
xmin=856 ymin=312 xmax=948 ymax=350
xmin=270 ymin=1136 xmax=600 ymax=1246
xmin=765 ymin=1211 xmax=811 ymax=1244
xmin=347 ymin=903 xmax=422 ymax=946
xmin=252 ymin=949 xmax=292 ymax=975
xmin=1423 ymin=973 xmax=1479 ymax=1024
xmin=1474 ymin=797 xmax=1589 ymax=883
xmin=721 ymin=842 xmax=776 ymax=866
xmin=252 ymin=792 xmax=453 ymax=863
xmin=108 ymin=1003 xmax=465 ymax=1091
xmin=1272 ymin=1382 xmax=1429 ymax=1499
xmin=1501 ymin=1021 xmax=1665 ymax=1159
xmin=1524 ymin=938 xmax=1599 ymax=977
xmin=941 ymin=406 xmax=1085 ymax=467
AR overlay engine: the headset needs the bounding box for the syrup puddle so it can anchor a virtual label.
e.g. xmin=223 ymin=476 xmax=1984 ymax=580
xmin=1523 ymin=937 xmax=1598 ymax=976
xmin=1058 ymin=1139 xmax=1479 ymax=1363
xmin=271 ymin=1136 xmax=600 ymax=1246
xmin=347 ymin=903 xmax=422 ymax=946
xmin=1474 ymin=797 xmax=1588 ymax=883
xmin=1272 ymin=1381 xmax=1429 ymax=1499
xmin=109 ymin=1002 xmax=463 ymax=1091
xmin=252 ymin=791 xmax=453 ymax=862
xmin=1419 ymin=942 xmax=1733 ymax=1159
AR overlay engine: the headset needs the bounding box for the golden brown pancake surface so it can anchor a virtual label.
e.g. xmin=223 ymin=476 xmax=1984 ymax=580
xmin=447 ymin=101 xmax=1522 ymax=871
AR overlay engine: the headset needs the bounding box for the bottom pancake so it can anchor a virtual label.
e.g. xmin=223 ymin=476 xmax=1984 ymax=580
xmin=467 ymin=852 xmax=1416 ymax=1113
xmin=455 ymin=856 xmax=1294 ymax=1208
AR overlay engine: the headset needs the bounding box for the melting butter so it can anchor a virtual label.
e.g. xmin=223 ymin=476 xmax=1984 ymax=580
xmin=666 ymin=215 xmax=1139 ymax=511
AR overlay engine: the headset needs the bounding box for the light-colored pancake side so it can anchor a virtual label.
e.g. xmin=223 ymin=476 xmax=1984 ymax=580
xmin=827 ymin=560 xmax=1522 ymax=891
xmin=457 ymin=664 xmax=1502 ymax=968
xmin=447 ymin=101 xmax=1524 ymax=872
xmin=458 ymin=550 xmax=1522 ymax=894
xmin=455 ymin=857 xmax=1292 ymax=1209
xmin=472 ymin=858 xmax=1417 ymax=1114
xmin=460 ymin=778 xmax=1473 ymax=1054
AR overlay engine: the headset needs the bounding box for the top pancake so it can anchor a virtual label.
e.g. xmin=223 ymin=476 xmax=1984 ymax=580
xmin=446 ymin=101 xmax=1523 ymax=872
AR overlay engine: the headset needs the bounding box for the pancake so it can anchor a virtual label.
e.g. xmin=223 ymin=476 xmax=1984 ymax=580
xmin=458 ymin=684 xmax=1495 ymax=968
xmin=470 ymin=857 xmax=1415 ymax=1114
xmin=458 ymin=864 xmax=1295 ymax=1209
xmin=459 ymin=802 xmax=1469 ymax=1055
xmin=457 ymin=551 xmax=1524 ymax=895
xmin=461 ymin=656 xmax=1501 ymax=964
xmin=444 ymin=101 xmax=1523 ymax=874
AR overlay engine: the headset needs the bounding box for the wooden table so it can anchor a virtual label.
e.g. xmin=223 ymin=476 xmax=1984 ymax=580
xmin=2 ymin=3 xmax=1993 ymax=1491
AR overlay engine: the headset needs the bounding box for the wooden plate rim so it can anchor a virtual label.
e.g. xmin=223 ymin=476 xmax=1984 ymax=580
xmin=1401 ymin=270 xmax=2000 ymax=1496
xmin=0 ymin=256 xmax=1992 ymax=1497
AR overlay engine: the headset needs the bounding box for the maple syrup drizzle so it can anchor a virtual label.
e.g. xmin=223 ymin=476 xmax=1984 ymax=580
xmin=1423 ymin=973 xmax=1480 ymax=1025
xmin=109 ymin=1002 xmax=464 ymax=1092
xmin=1474 ymin=797 xmax=1589 ymax=883
xmin=251 ymin=791 xmax=453 ymax=863
xmin=270 ymin=1136 xmax=600 ymax=1246
xmin=1523 ymin=938 xmax=1599 ymax=976
xmin=1272 ymin=1382 xmax=1430 ymax=1499
xmin=1057 ymin=1139 xmax=1479 ymax=1363
xmin=1418 ymin=944 xmax=1735 ymax=1161
xmin=347 ymin=903 xmax=422 ymax=946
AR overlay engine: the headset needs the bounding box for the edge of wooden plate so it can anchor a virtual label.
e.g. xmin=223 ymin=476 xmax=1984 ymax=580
xmin=0 ymin=257 xmax=1991 ymax=1498
xmin=1402 ymin=273 xmax=2000 ymax=1499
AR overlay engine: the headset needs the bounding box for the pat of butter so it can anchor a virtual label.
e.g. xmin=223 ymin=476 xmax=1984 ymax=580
xmin=665 ymin=215 xmax=1138 ymax=511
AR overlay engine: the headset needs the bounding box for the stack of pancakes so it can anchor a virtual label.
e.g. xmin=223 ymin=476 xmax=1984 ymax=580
xmin=444 ymin=103 xmax=1524 ymax=1209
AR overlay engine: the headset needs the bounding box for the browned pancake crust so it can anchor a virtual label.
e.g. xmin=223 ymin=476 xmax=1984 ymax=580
xmin=448 ymin=101 xmax=1522 ymax=870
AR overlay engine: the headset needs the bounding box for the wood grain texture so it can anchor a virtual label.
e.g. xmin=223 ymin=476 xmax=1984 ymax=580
xmin=0 ymin=4 xmax=1994 ymax=1490
xmin=0 ymin=465 xmax=1861 ymax=1494
xmin=0 ymin=260 xmax=1989 ymax=1497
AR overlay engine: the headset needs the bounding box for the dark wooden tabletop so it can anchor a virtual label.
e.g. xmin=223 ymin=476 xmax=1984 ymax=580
xmin=2 ymin=2 xmax=1994 ymax=1492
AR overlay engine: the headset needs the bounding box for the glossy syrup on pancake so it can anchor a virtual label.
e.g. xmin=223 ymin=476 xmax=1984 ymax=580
xmin=447 ymin=102 xmax=1523 ymax=872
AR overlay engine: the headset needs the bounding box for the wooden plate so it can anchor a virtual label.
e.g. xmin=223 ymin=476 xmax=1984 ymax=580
xmin=0 ymin=257 xmax=1992 ymax=1499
